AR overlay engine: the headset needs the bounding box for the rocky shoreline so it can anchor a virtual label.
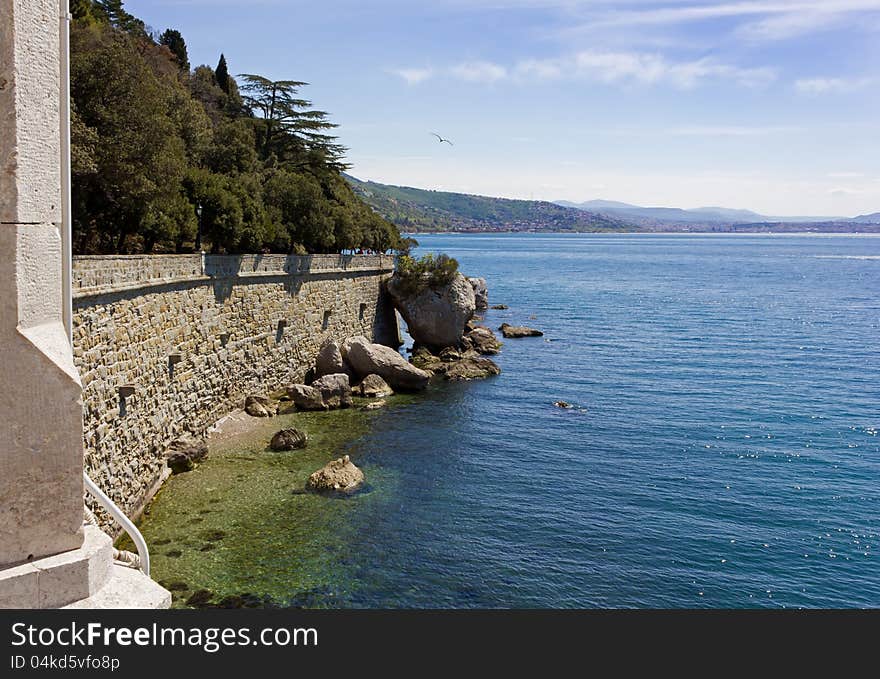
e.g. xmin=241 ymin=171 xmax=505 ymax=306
xmin=159 ymin=267 xmax=545 ymax=503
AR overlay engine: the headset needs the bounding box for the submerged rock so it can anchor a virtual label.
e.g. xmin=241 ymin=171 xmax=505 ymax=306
xmin=356 ymin=373 xmax=393 ymax=398
xmin=491 ymin=304 xmax=509 ymax=310
xmin=386 ymin=272 xmax=475 ymax=350
xmin=310 ymin=373 xmax=353 ymax=409
xmin=468 ymin=276 xmax=489 ymax=310
xmin=498 ymin=323 xmax=543 ymax=339
xmin=443 ymin=356 xmax=501 ymax=381
xmin=344 ymin=336 xmax=429 ymax=391
xmin=554 ymin=401 xmax=573 ymax=409
xmin=270 ymin=428 xmax=308 ymax=451
xmin=286 ymin=384 xmax=327 ymax=411
xmin=361 ymin=399 xmax=386 ymax=410
xmin=306 ymin=455 xmax=365 ymax=494
xmin=245 ymin=394 xmax=277 ymax=417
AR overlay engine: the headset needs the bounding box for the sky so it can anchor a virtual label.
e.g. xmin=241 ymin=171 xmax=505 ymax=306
xmin=126 ymin=0 xmax=880 ymax=217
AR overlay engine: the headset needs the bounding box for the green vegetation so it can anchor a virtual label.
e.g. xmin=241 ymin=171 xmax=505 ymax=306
xmin=394 ymin=253 xmax=460 ymax=295
xmin=70 ymin=1 xmax=400 ymax=255
xmin=345 ymin=175 xmax=634 ymax=233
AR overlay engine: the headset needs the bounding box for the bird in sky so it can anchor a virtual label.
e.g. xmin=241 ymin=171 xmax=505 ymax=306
xmin=431 ymin=132 xmax=454 ymax=146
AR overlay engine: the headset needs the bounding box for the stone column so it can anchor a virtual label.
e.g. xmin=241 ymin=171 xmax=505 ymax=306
xmin=0 ymin=0 xmax=85 ymax=567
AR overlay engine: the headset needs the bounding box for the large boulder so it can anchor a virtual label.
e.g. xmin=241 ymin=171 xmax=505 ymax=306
xmin=315 ymin=340 xmax=353 ymax=379
xmin=356 ymin=374 xmax=393 ymax=398
xmin=310 ymin=373 xmax=353 ymax=409
xmin=468 ymin=277 xmax=489 ymax=310
xmin=386 ymin=272 xmax=475 ymax=350
xmin=270 ymin=428 xmax=308 ymax=451
xmin=306 ymin=455 xmax=365 ymax=494
xmin=499 ymin=323 xmax=543 ymax=339
xmin=286 ymin=384 xmax=327 ymax=411
xmin=344 ymin=336 xmax=430 ymax=391
xmin=166 ymin=436 xmax=208 ymax=474
xmin=245 ymin=395 xmax=277 ymax=417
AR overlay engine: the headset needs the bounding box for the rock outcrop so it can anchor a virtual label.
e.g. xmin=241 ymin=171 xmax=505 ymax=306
xmin=344 ymin=336 xmax=430 ymax=391
xmin=166 ymin=436 xmax=208 ymax=474
xmin=462 ymin=326 xmax=503 ymax=355
xmin=244 ymin=394 xmax=277 ymax=417
xmin=411 ymin=345 xmax=500 ymax=381
xmin=306 ymin=455 xmax=365 ymax=494
xmin=270 ymin=428 xmax=308 ymax=451
xmin=356 ymin=374 xmax=393 ymax=398
xmin=499 ymin=323 xmax=543 ymax=338
xmin=468 ymin=277 xmax=489 ymax=310
xmin=311 ymin=373 xmax=353 ymax=409
xmin=386 ymin=272 xmax=475 ymax=350
xmin=286 ymin=384 xmax=327 ymax=411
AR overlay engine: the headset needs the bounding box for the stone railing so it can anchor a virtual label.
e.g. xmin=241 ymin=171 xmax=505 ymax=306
xmin=73 ymin=254 xmax=396 ymax=298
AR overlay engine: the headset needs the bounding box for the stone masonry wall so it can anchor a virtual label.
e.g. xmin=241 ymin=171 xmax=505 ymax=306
xmin=72 ymin=254 xmax=397 ymax=533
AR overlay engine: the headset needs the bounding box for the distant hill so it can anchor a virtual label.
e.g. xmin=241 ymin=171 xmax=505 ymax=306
xmin=345 ymin=175 xmax=635 ymax=233
xmin=554 ymin=199 xmax=858 ymax=227
xmin=851 ymin=212 xmax=880 ymax=224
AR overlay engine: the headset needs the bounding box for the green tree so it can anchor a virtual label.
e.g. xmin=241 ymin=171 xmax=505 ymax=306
xmin=215 ymin=54 xmax=230 ymax=94
xmin=159 ymin=29 xmax=190 ymax=72
xmin=238 ymin=74 xmax=347 ymax=170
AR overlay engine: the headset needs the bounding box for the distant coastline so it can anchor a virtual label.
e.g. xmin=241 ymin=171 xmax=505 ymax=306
xmin=346 ymin=175 xmax=880 ymax=235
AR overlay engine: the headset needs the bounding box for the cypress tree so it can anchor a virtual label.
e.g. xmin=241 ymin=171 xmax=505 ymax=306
xmin=216 ymin=54 xmax=230 ymax=94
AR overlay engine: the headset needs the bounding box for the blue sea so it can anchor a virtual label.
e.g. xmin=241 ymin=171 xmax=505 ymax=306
xmin=343 ymin=233 xmax=880 ymax=608
xmin=140 ymin=233 xmax=880 ymax=609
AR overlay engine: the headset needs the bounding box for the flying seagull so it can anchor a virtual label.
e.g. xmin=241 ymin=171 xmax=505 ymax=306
xmin=432 ymin=132 xmax=454 ymax=146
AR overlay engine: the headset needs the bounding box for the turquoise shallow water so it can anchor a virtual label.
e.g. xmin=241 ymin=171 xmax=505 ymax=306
xmin=140 ymin=233 xmax=880 ymax=608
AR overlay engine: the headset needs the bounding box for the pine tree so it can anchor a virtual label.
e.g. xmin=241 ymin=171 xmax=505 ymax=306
xmin=160 ymin=29 xmax=190 ymax=72
xmin=238 ymin=74 xmax=347 ymax=170
xmin=215 ymin=54 xmax=230 ymax=94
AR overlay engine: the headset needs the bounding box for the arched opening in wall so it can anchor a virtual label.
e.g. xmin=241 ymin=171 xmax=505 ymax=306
xmin=359 ymin=302 xmax=368 ymax=321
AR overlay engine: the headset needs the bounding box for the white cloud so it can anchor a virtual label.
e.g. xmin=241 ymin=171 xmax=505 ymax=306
xmin=795 ymin=76 xmax=875 ymax=94
xmin=514 ymin=50 xmax=775 ymax=89
xmin=391 ymin=68 xmax=434 ymax=85
xmin=450 ymin=61 xmax=508 ymax=83
xmin=827 ymin=172 xmax=865 ymax=178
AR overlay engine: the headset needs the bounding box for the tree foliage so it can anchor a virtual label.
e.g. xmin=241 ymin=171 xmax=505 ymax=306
xmin=69 ymin=0 xmax=401 ymax=255
xmin=394 ymin=253 xmax=460 ymax=295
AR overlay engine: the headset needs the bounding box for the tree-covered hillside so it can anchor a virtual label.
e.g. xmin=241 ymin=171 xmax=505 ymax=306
xmin=345 ymin=175 xmax=635 ymax=233
xmin=69 ymin=0 xmax=400 ymax=255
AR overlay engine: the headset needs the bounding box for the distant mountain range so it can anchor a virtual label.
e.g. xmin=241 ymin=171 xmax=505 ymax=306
xmin=554 ymin=199 xmax=856 ymax=225
xmin=345 ymin=175 xmax=880 ymax=233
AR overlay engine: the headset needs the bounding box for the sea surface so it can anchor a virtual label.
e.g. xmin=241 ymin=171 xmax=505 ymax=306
xmin=138 ymin=233 xmax=880 ymax=608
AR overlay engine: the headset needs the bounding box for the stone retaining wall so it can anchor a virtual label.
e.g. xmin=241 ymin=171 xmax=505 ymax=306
xmin=72 ymin=254 xmax=397 ymax=533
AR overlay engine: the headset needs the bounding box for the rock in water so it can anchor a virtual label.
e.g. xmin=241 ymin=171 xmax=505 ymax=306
xmin=491 ymin=304 xmax=508 ymax=310
xmin=498 ymin=323 xmax=544 ymax=339
xmin=286 ymin=384 xmax=327 ymax=411
xmin=344 ymin=336 xmax=430 ymax=391
xmin=361 ymin=399 xmax=386 ymax=410
xmin=165 ymin=436 xmax=209 ymax=474
xmin=356 ymin=374 xmax=393 ymax=398
xmin=306 ymin=455 xmax=365 ymax=494
xmin=310 ymin=373 xmax=353 ymax=409
xmin=444 ymin=357 xmax=501 ymax=381
xmin=554 ymin=400 xmax=573 ymax=409
xmin=386 ymin=272 xmax=475 ymax=350
xmin=245 ymin=395 xmax=277 ymax=417
xmin=462 ymin=326 xmax=503 ymax=355
xmin=468 ymin=277 xmax=489 ymax=310
xmin=410 ymin=345 xmax=445 ymax=374
xmin=315 ymin=340 xmax=353 ymax=379
xmin=270 ymin=428 xmax=308 ymax=451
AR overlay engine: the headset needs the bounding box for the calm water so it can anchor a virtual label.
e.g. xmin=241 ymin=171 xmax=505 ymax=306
xmin=140 ymin=234 xmax=880 ymax=608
